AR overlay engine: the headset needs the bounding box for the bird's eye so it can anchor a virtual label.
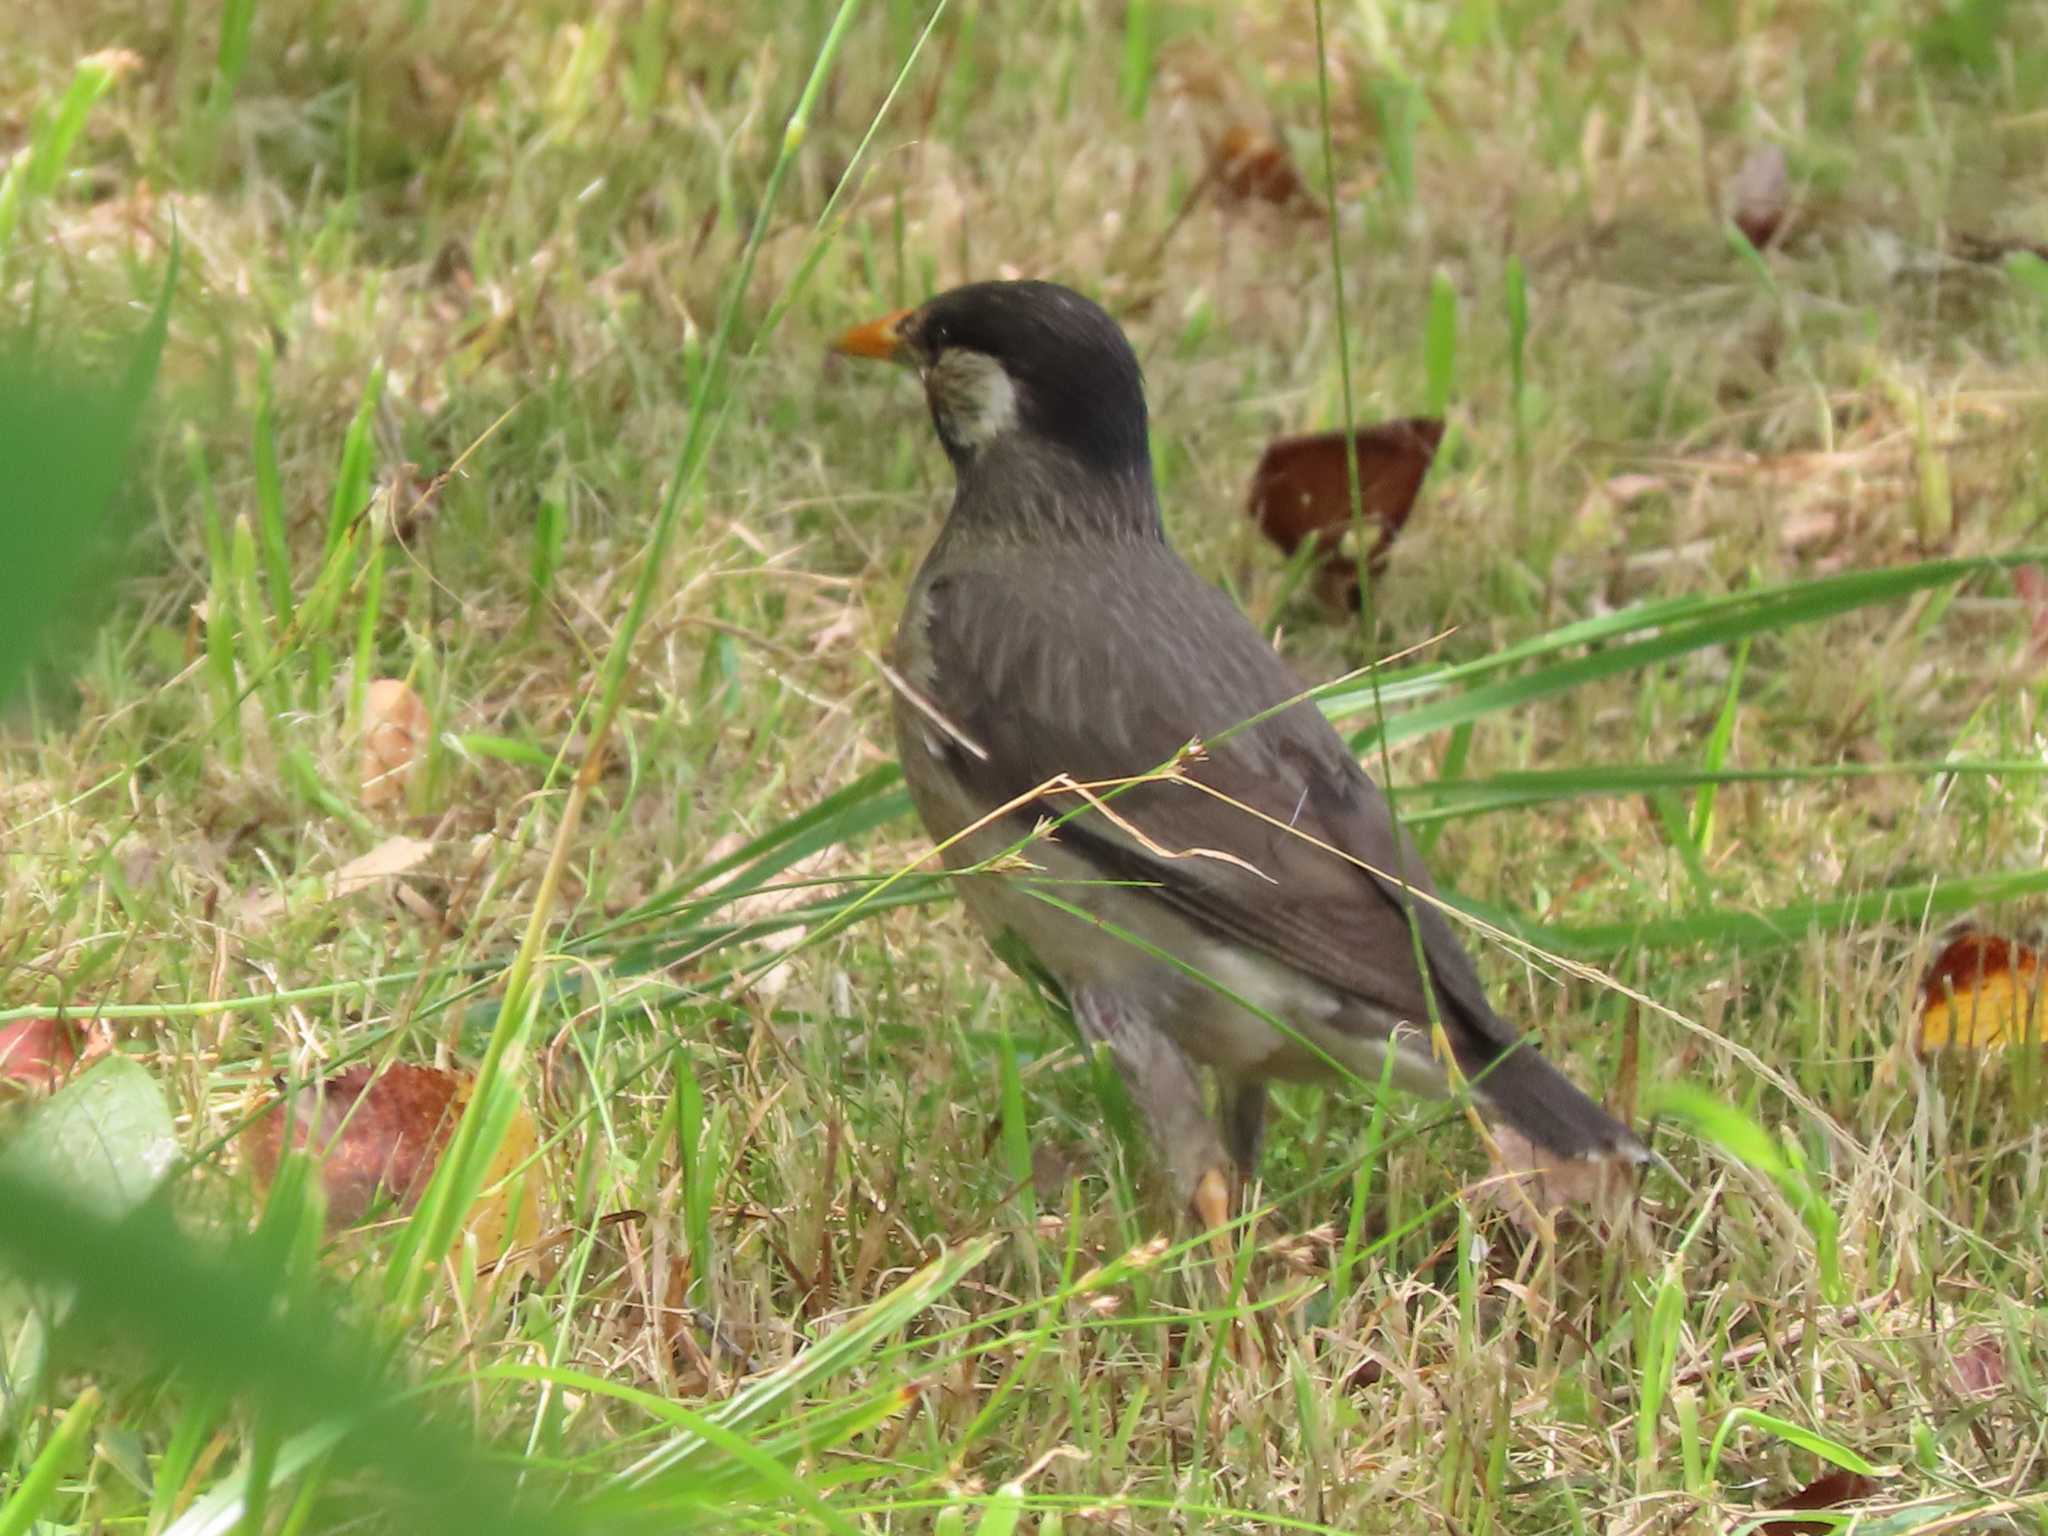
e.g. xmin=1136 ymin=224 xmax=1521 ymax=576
xmin=926 ymin=320 xmax=951 ymax=349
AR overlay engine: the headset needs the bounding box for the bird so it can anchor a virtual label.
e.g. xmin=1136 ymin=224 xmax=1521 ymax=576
xmin=833 ymin=279 xmax=1648 ymax=1237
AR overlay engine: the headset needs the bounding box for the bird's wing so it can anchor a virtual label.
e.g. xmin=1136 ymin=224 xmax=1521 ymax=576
xmin=908 ymin=552 xmax=1518 ymax=1054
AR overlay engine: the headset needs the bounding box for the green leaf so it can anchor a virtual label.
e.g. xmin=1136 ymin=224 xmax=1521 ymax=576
xmin=0 ymin=1056 xmax=177 ymax=1219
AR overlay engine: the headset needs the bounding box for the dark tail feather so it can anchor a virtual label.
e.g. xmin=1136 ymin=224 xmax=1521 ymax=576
xmin=1468 ymin=1043 xmax=1647 ymax=1163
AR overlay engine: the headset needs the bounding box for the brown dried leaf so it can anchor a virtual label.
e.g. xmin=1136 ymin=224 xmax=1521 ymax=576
xmin=1730 ymin=144 xmax=1790 ymax=250
xmin=1207 ymin=121 xmax=1317 ymax=212
xmin=1484 ymin=1125 xmax=1638 ymax=1230
xmin=245 ymin=1063 xmax=461 ymax=1228
xmin=333 ymin=835 xmax=435 ymax=897
xmin=244 ymin=1062 xmax=543 ymax=1255
xmin=0 ymin=1017 xmax=79 ymax=1093
xmin=1916 ymin=929 xmax=2045 ymax=1053
xmin=361 ymin=678 xmax=430 ymax=808
xmin=1247 ymin=418 xmax=1444 ymax=610
xmin=239 ymin=834 xmax=435 ymax=926
xmin=1757 ymin=1468 xmax=1880 ymax=1536
xmin=1951 ymin=1329 xmax=2006 ymax=1397
xmin=1600 ymin=473 xmax=1670 ymax=506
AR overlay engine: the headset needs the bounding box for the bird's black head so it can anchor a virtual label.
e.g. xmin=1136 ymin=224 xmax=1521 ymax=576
xmin=835 ymin=280 xmax=1152 ymax=479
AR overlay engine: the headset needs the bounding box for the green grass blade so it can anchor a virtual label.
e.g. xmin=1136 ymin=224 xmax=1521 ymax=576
xmin=0 ymin=1384 xmax=100 ymax=1536
xmin=1337 ymin=553 xmax=2048 ymax=750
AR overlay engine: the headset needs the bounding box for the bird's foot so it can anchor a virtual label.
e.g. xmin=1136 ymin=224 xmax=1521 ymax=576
xmin=1191 ymin=1165 xmax=1265 ymax=1371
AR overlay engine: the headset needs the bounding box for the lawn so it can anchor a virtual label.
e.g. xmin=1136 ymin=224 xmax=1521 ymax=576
xmin=3 ymin=1 xmax=2047 ymax=1531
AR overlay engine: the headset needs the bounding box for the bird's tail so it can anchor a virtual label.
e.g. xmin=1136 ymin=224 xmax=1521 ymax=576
xmin=1467 ymin=1041 xmax=1648 ymax=1164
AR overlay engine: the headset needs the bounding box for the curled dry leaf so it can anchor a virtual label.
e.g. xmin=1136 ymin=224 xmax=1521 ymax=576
xmin=1729 ymin=143 xmax=1791 ymax=250
xmin=244 ymin=1062 xmax=541 ymax=1257
xmin=0 ymin=1017 xmax=80 ymax=1093
xmin=1916 ymin=930 xmax=2044 ymax=1053
xmin=361 ymin=678 xmax=430 ymax=808
xmin=1247 ymin=418 xmax=1444 ymax=611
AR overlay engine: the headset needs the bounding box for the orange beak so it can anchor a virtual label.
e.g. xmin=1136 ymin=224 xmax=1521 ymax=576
xmin=831 ymin=307 xmax=915 ymax=364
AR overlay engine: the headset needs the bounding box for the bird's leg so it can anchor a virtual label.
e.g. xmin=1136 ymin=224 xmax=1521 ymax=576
xmin=1071 ymin=987 xmax=1227 ymax=1216
xmin=1218 ymin=1078 xmax=1267 ymax=1179
xmin=1070 ymin=989 xmax=1249 ymax=1308
xmin=1206 ymin=1083 xmax=1272 ymax=1374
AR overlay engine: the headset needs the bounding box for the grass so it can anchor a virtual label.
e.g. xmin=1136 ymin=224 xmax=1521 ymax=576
xmin=4 ymin=0 xmax=2048 ymax=1531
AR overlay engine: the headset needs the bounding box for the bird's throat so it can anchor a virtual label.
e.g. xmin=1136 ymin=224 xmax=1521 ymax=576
xmin=944 ymin=439 xmax=1164 ymax=548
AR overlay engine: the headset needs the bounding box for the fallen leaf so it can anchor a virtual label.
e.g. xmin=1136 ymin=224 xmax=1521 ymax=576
xmin=1917 ymin=930 xmax=2045 ymax=1053
xmin=1482 ymin=1125 xmax=1638 ymax=1229
xmin=1757 ymin=1468 xmax=1880 ymax=1536
xmin=1730 ymin=144 xmax=1790 ymax=249
xmin=246 ymin=1063 xmax=459 ymax=1229
xmin=1247 ymin=418 xmax=1444 ymax=610
xmin=0 ymin=1056 xmax=177 ymax=1218
xmin=244 ymin=1063 xmax=543 ymax=1258
xmin=0 ymin=1018 xmax=79 ymax=1093
xmin=1599 ymin=473 xmax=1670 ymax=506
xmin=333 ymin=835 xmax=435 ymax=897
xmin=467 ymin=1080 xmax=544 ymax=1263
xmin=361 ymin=678 xmax=430 ymax=809
xmin=238 ymin=835 xmax=436 ymax=926
xmin=1950 ymin=1329 xmax=2005 ymax=1397
xmin=808 ymin=605 xmax=862 ymax=656
xmin=1 ymin=1057 xmax=178 ymax=1385
xmin=1206 ymin=121 xmax=1317 ymax=213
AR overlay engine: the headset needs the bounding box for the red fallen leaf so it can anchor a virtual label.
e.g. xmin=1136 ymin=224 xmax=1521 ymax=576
xmin=245 ymin=1063 xmax=461 ymax=1229
xmin=1951 ymin=1329 xmax=2006 ymax=1397
xmin=1916 ymin=929 xmax=2045 ymax=1053
xmin=1730 ymin=144 xmax=1791 ymax=249
xmin=2011 ymin=564 xmax=2048 ymax=660
xmin=244 ymin=1062 xmax=544 ymax=1255
xmin=1247 ymin=418 xmax=1444 ymax=611
xmin=0 ymin=1018 xmax=80 ymax=1092
xmin=1207 ymin=122 xmax=1317 ymax=213
xmin=1757 ymin=1467 xmax=1880 ymax=1536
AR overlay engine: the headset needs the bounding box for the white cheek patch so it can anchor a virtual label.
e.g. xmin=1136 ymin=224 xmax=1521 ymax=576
xmin=929 ymin=349 xmax=1020 ymax=450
